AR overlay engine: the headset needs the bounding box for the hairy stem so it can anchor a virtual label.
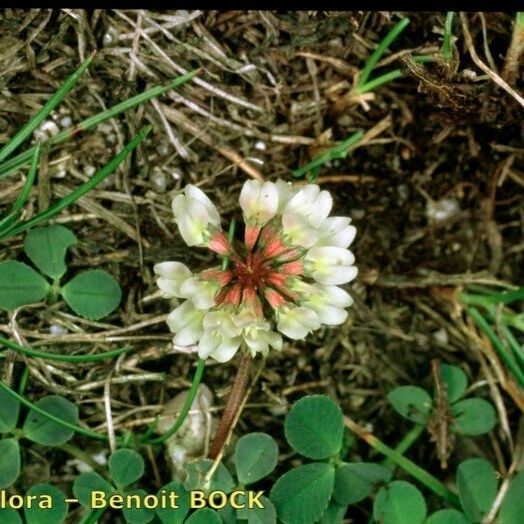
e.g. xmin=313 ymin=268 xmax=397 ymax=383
xmin=209 ymin=352 xmax=251 ymax=459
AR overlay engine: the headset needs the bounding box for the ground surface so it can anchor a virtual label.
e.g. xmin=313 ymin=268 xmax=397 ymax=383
xmin=0 ymin=10 xmax=523 ymax=523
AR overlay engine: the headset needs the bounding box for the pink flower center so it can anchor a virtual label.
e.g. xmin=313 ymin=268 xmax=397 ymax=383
xmin=213 ymin=222 xmax=304 ymax=309
xmin=231 ymin=251 xmax=272 ymax=290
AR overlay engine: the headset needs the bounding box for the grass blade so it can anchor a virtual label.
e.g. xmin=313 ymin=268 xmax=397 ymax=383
xmin=483 ymin=307 xmax=524 ymax=374
xmin=359 ymin=69 xmax=404 ymax=94
xmin=344 ymin=415 xmax=460 ymax=507
xmin=0 ymin=69 xmax=198 ymax=180
xmin=460 ymin=288 xmax=524 ymax=306
xmin=357 ymin=55 xmax=435 ymax=94
xmin=501 ymin=325 xmax=524 ymax=373
xmin=292 ymin=130 xmax=364 ymax=179
xmin=357 ymin=18 xmax=410 ymax=93
xmin=0 ymin=213 xmax=20 ymax=236
xmin=12 ymin=142 xmax=41 ymax=212
xmin=468 ymin=306 xmax=524 ymax=388
xmin=0 ymin=143 xmax=41 ymax=235
xmin=0 ymin=51 xmax=95 ymax=164
xmin=0 ymin=125 xmax=152 ymax=240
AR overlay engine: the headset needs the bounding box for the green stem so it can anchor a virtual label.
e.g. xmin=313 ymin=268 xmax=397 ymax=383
xmin=382 ymin=423 xmax=425 ymax=470
xmin=0 ymin=380 xmax=114 ymax=442
xmin=17 ymin=366 xmax=30 ymax=395
xmin=443 ymin=12 xmax=456 ymax=61
xmin=344 ymin=416 xmax=460 ymax=507
xmin=467 ymin=307 xmax=524 ymax=388
xmin=357 ymin=18 xmax=410 ymax=92
xmin=48 ymin=277 xmax=62 ymax=304
xmin=143 ymin=358 xmax=206 ymax=445
xmin=0 ymin=336 xmax=133 ymax=363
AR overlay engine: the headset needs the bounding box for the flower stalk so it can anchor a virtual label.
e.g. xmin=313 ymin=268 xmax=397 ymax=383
xmin=208 ymin=351 xmax=252 ymax=459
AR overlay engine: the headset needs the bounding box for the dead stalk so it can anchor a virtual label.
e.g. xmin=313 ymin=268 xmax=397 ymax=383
xmin=460 ymin=13 xmax=524 ymax=109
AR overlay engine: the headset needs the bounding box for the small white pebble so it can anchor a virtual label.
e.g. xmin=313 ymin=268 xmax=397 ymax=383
xmin=83 ymin=165 xmax=96 ymax=177
xmin=34 ymin=121 xmax=60 ymax=142
xmin=254 ymin=140 xmax=267 ymax=151
xmin=102 ymin=27 xmax=118 ymax=46
xmin=40 ymin=121 xmax=60 ymax=136
xmin=60 ymin=116 xmax=72 ymax=128
xmin=433 ymin=328 xmax=449 ymax=345
xmin=171 ymin=171 xmax=182 ymax=181
xmin=156 ymin=143 xmax=169 ymax=156
xmin=151 ymin=169 xmax=168 ymax=192
xmin=50 ymin=324 xmax=68 ymax=335
xmin=426 ymin=198 xmax=460 ymax=223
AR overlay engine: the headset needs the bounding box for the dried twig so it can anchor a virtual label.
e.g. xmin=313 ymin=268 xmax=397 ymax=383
xmin=460 ymin=13 xmax=524 ymax=108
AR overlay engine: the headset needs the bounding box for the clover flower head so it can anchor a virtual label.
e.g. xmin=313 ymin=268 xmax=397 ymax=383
xmin=155 ymin=179 xmax=357 ymax=363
